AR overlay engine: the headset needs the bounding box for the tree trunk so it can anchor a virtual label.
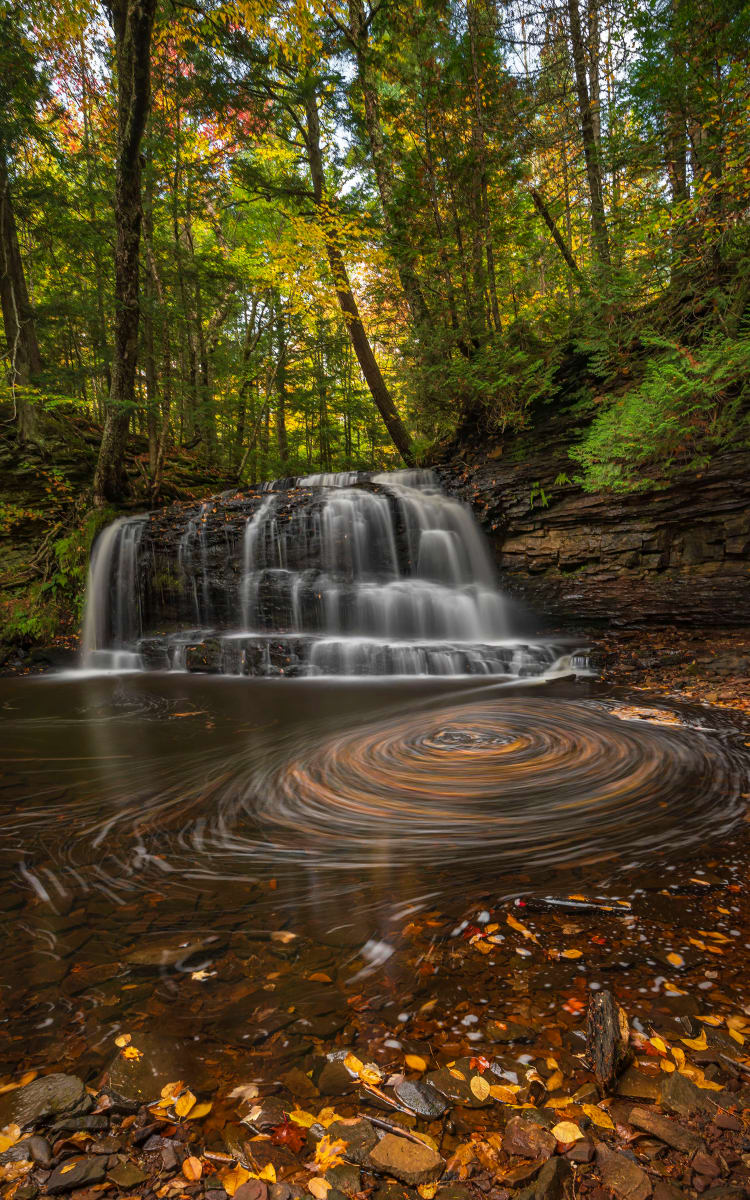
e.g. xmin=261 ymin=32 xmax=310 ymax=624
xmin=275 ymin=294 xmax=289 ymax=473
xmin=567 ymin=0 xmax=610 ymax=268
xmin=0 ymin=151 xmax=43 ymax=442
xmin=93 ymin=0 xmax=157 ymax=504
xmin=303 ymin=87 xmax=414 ymax=465
xmin=530 ymin=189 xmax=582 ymax=278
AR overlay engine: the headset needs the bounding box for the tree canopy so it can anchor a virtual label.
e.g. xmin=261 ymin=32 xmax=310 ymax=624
xmin=1 ymin=0 xmax=748 ymax=493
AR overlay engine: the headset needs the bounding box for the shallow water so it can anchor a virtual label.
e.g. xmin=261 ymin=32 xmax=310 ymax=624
xmin=1 ymin=672 xmax=749 ymax=1083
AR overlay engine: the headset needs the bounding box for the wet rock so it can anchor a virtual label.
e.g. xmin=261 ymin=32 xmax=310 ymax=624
xmin=394 ymin=1079 xmax=449 ymax=1118
xmin=660 ymin=1071 xmax=709 ymax=1118
xmin=652 ymin=1183 xmax=689 ymax=1200
xmin=14 ymin=1180 xmax=38 ymax=1200
xmin=597 ymin=1147 xmax=652 ymax=1200
xmin=502 ymin=1160 xmax=546 ymax=1186
xmin=692 ymin=1154 xmax=721 ymax=1180
xmin=0 ymin=1136 xmax=52 ymax=1168
xmin=369 ymin=1133 xmax=444 ymax=1186
xmin=0 ymin=1074 xmax=88 ymax=1130
xmin=628 ymin=1106 xmax=703 ymax=1153
xmin=328 ymin=1118 xmax=378 ymax=1166
xmin=326 ymin=1162 xmax=361 ymax=1194
xmin=437 ymin=1187 xmax=471 ymax=1200
xmin=713 ymin=1114 xmax=742 ymax=1132
xmin=47 ymin=1156 xmax=108 ymax=1193
xmin=517 ymin=1157 xmax=572 ymax=1200
xmin=234 ymin=1182 xmax=268 ymax=1200
xmin=486 ymin=1021 xmax=536 ymax=1045
xmin=269 ymin=1185 xmax=292 ymax=1200
xmin=503 ymin=1117 xmax=557 ymax=1161
xmin=51 ymin=1115 xmax=109 ymax=1134
xmin=108 ymin=1161 xmax=148 ymax=1188
xmin=566 ymin=1138 xmax=594 ymax=1164
xmin=106 ymin=1031 xmax=217 ymax=1103
xmin=425 ymin=1065 xmax=492 ymax=1108
xmin=373 ymin=1187 xmax=419 ymax=1200
xmin=126 ymin=933 xmax=226 ymax=969
xmin=316 ymin=1060 xmax=357 ymax=1097
xmin=616 ymin=1067 xmax=661 ymax=1101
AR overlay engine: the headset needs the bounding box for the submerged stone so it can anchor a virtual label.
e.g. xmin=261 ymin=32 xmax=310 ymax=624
xmin=0 ymin=1074 xmax=88 ymax=1130
xmin=369 ymin=1133 xmax=444 ymax=1186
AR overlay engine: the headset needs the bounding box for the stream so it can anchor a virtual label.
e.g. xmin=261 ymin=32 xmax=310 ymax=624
xmin=1 ymin=471 xmax=749 ymax=1095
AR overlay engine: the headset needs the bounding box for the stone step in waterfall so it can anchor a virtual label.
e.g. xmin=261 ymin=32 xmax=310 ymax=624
xmin=80 ymin=469 xmax=584 ymax=677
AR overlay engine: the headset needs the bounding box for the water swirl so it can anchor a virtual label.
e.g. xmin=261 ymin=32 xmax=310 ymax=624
xmin=260 ymin=697 xmax=746 ymax=870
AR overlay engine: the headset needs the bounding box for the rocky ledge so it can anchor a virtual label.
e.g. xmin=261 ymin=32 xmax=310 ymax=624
xmin=435 ymin=415 xmax=750 ymax=628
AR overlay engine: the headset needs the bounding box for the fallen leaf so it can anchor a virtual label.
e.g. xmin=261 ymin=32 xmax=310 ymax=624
xmin=187 ymin=1101 xmax=212 ymax=1120
xmin=175 ymin=1090 xmax=196 ymax=1118
xmin=122 ymin=1045 xmax=143 ymax=1061
xmin=581 ymin=1105 xmax=614 ymax=1130
xmin=183 ymin=1157 xmax=203 ymax=1182
xmin=552 ymin=1121 xmax=583 ymax=1143
xmin=309 ymin=1178 xmax=330 ymax=1200
xmin=314 ymin=1136 xmax=347 ymax=1171
xmin=221 ymin=1165 xmax=251 ymax=1196
xmin=406 ymin=1054 xmax=427 ymax=1073
xmin=115 ymin=1034 xmax=132 ymax=1048
xmin=470 ymin=1075 xmax=491 ymax=1101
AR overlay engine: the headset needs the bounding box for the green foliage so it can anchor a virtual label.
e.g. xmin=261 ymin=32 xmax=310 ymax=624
xmin=572 ymin=332 xmax=750 ymax=492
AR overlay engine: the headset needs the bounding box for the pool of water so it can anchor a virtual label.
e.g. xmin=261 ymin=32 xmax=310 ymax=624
xmin=1 ymin=672 xmax=748 ymax=1086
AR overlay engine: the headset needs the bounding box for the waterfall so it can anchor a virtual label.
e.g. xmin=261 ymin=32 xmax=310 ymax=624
xmin=80 ymin=516 xmax=147 ymax=671
xmin=78 ymin=472 xmax=574 ymax=677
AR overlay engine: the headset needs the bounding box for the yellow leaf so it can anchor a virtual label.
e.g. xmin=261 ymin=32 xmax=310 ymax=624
xmin=581 ymin=1105 xmax=614 ymax=1130
xmin=122 ymin=1045 xmax=143 ymax=1060
xmin=507 ymin=913 xmax=538 ymax=942
xmin=187 ymin=1101 xmax=213 ymax=1120
xmin=470 ymin=1076 xmax=490 ymax=1101
xmin=660 ymin=1060 xmax=676 ymax=1073
xmin=344 ymin=1053 xmax=363 ymax=1075
xmin=649 ymin=1037 xmax=668 ymax=1055
xmin=175 ymin=1090 xmax=196 ymax=1118
xmin=182 ymin=1156 xmax=203 ymax=1182
xmin=289 ymin=1108 xmax=317 ymax=1128
xmin=490 ymin=1084 xmax=520 ymax=1103
xmin=314 ymin=1136 xmax=347 ymax=1171
xmin=561 ymin=949 xmax=583 ymax=960
xmin=257 ymin=1164 xmax=277 ymax=1182
xmin=0 ymin=1125 xmax=21 ymax=1154
xmin=359 ymin=1064 xmax=382 ymax=1085
xmin=546 ymin=1070 xmax=564 ymax=1091
xmin=316 ymin=1108 xmax=341 ymax=1128
xmin=729 ymin=1029 xmax=745 ymax=1045
xmin=552 ymin=1121 xmax=583 ymax=1143
xmin=162 ymin=1081 xmax=184 ymax=1099
xmin=449 ymin=1068 xmax=466 ymax=1081
xmin=682 ymin=1030 xmax=708 ymax=1051
xmin=406 ymin=1054 xmax=427 ymax=1073
xmin=309 ymin=973 xmax=332 ymax=983
xmin=666 ymin=953 xmax=684 ymax=968
xmin=418 ymin=1186 xmax=438 ymax=1199
xmin=698 ymin=1015 xmax=724 ymax=1027
xmin=221 ymin=1165 xmax=251 ymax=1196
xmin=672 ymin=1047 xmax=686 ymax=1069
xmin=115 ymin=1033 xmax=132 ymax=1048
xmin=309 ymin=1178 xmax=330 ymax=1200
xmin=663 ymin=982 xmax=687 ymax=994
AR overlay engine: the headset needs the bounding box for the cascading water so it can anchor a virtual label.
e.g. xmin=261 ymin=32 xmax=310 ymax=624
xmin=79 ymin=470 xmax=579 ymax=677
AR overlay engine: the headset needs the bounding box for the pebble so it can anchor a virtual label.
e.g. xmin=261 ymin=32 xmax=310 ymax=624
xmin=597 ymin=1147 xmax=652 ymax=1200
xmin=394 ymin=1079 xmax=449 ymax=1119
xmin=47 ymin=1156 xmax=108 ymax=1194
xmin=0 ymin=1074 xmax=88 ymax=1130
xmin=502 ymin=1116 xmax=556 ymax=1162
xmin=368 ymin=1132 xmax=444 ymax=1186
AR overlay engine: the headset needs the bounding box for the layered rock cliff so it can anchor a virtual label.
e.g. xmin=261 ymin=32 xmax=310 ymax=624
xmin=436 ymin=412 xmax=750 ymax=627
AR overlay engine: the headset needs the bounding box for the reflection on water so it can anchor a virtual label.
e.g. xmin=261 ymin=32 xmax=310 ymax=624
xmin=0 ymin=673 xmax=748 ymax=1079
